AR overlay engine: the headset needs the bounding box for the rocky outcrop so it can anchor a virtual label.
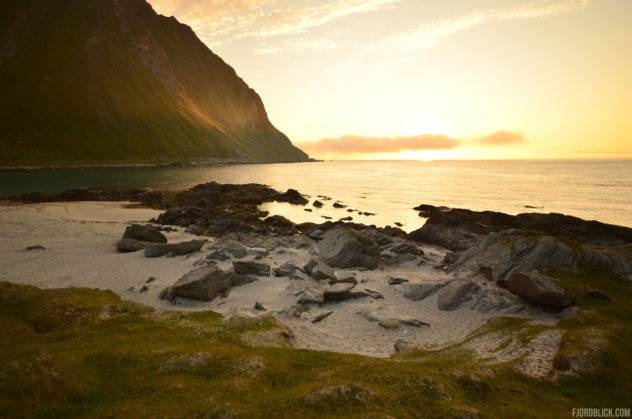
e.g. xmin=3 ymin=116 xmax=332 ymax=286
xmin=448 ymin=229 xmax=632 ymax=284
xmin=318 ymin=228 xmax=380 ymax=270
xmin=413 ymin=205 xmax=632 ymax=247
xmin=507 ymin=272 xmax=576 ymax=308
xmin=408 ymin=224 xmax=481 ymax=251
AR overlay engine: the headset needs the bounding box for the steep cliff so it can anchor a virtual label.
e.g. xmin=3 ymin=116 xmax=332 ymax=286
xmin=0 ymin=0 xmax=309 ymax=166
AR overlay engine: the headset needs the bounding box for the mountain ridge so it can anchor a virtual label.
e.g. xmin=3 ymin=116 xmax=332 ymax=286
xmin=0 ymin=0 xmax=309 ymax=166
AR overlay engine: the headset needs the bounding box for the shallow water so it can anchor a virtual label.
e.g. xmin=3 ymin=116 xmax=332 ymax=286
xmin=1 ymin=160 xmax=631 ymax=231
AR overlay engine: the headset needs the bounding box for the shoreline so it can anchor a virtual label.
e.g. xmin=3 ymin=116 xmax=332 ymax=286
xmin=0 ymin=158 xmax=320 ymax=173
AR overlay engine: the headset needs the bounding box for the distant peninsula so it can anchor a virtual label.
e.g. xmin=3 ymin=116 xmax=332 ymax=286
xmin=0 ymin=0 xmax=310 ymax=167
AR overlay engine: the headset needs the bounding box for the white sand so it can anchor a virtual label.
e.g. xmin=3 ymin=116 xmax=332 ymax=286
xmin=0 ymin=202 xmax=557 ymax=359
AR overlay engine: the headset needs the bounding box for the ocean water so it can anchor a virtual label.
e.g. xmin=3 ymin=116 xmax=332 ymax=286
xmin=1 ymin=160 xmax=631 ymax=232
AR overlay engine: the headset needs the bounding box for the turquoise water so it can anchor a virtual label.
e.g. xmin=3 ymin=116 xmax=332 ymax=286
xmin=1 ymin=160 xmax=631 ymax=231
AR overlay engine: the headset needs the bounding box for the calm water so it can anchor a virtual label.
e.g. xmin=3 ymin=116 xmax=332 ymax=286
xmin=1 ymin=160 xmax=631 ymax=232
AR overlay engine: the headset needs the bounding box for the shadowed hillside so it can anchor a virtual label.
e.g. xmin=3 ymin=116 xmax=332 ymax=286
xmin=0 ymin=0 xmax=309 ymax=166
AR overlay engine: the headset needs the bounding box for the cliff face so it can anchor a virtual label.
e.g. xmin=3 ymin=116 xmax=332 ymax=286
xmin=0 ymin=0 xmax=309 ymax=166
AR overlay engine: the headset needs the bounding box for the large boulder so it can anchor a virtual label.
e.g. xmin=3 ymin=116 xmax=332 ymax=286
xmin=318 ymin=228 xmax=380 ymax=270
xmin=123 ymin=224 xmax=167 ymax=243
xmin=144 ymin=240 xmax=206 ymax=257
xmin=171 ymin=267 xmax=231 ymax=301
xmin=436 ymin=279 xmax=481 ymax=311
xmin=507 ymin=272 xmax=576 ymax=308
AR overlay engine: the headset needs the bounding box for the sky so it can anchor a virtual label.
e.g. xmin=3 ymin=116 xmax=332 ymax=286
xmin=148 ymin=0 xmax=632 ymax=160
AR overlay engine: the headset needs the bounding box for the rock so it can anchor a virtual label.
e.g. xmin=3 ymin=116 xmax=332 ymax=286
xmin=123 ymin=224 xmax=167 ymax=243
xmin=470 ymin=288 xmax=516 ymax=314
xmin=146 ymin=277 xmax=156 ymax=283
xmin=233 ymin=261 xmax=271 ymax=277
xmin=507 ymin=272 xmax=576 ymax=308
xmin=313 ymin=200 xmax=323 ymax=208
xmin=280 ymin=188 xmax=308 ymax=205
xmin=275 ymin=262 xmax=303 ymax=278
xmin=139 ymin=285 xmax=149 ymax=293
xmin=116 ymin=238 xmax=146 ymax=253
xmin=388 ymin=277 xmax=409 ymax=285
xmin=398 ymin=319 xmax=430 ymax=327
xmin=558 ymin=306 xmax=579 ymax=319
xmin=254 ymin=301 xmax=266 ymax=311
xmin=158 ymin=286 xmax=176 ymax=303
xmin=294 ymin=282 xmax=326 ymax=305
xmin=402 ymin=282 xmax=446 ymax=301
xmin=364 ymin=289 xmax=384 ymax=299
xmin=25 ymin=245 xmax=46 ymax=251
xmin=144 ymin=240 xmax=206 ymax=257
xmin=127 ymin=286 xmax=135 ymax=292
xmin=206 ymin=249 xmax=230 ymax=261
xmin=311 ymin=311 xmax=333 ymax=323
xmin=171 ymin=267 xmax=231 ymax=302
xmin=389 ymin=241 xmax=424 ymax=256
xmin=437 ymin=279 xmax=481 ymax=311
xmin=408 ymin=224 xmax=481 ymax=252
xmin=304 ymin=258 xmax=336 ymax=281
xmin=378 ymin=319 xmax=400 ymax=329
xmin=318 ymin=228 xmax=380 ymax=270
xmin=222 ymin=240 xmax=249 ymax=259
xmin=355 ymin=309 xmax=380 ymax=322
xmin=330 ymin=276 xmax=358 ymax=285
xmin=394 ymin=339 xmax=415 ymax=352
xmin=227 ymin=272 xmax=257 ymax=287
xmin=324 ymin=283 xmax=357 ymax=301
xmin=585 ymin=288 xmax=611 ymax=301
xmin=333 ymin=202 xmax=347 ymax=208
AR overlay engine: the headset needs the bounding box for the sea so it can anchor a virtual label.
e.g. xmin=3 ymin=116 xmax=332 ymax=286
xmin=1 ymin=160 xmax=631 ymax=233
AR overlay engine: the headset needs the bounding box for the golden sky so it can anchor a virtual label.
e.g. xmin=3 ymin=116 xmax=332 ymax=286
xmin=148 ymin=0 xmax=632 ymax=160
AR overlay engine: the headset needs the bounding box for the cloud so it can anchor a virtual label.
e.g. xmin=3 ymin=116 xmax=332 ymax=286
xmin=476 ymin=131 xmax=526 ymax=146
xmin=332 ymin=0 xmax=591 ymax=71
xmin=256 ymin=30 xmax=349 ymax=55
xmin=148 ymin=0 xmax=398 ymax=46
xmin=297 ymin=134 xmax=461 ymax=154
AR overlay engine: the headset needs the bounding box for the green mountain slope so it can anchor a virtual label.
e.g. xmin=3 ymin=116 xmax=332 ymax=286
xmin=0 ymin=0 xmax=309 ymax=166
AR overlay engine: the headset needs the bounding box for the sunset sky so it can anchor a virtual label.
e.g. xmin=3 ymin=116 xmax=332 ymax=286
xmin=148 ymin=0 xmax=632 ymax=160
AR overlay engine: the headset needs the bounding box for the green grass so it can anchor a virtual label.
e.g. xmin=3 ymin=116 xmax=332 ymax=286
xmin=1 ymin=276 xmax=631 ymax=418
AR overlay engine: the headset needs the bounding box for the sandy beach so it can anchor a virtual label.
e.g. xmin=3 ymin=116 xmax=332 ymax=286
xmin=0 ymin=201 xmax=560 ymax=358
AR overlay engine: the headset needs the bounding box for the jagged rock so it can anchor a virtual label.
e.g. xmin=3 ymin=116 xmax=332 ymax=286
xmin=144 ymin=240 xmax=206 ymax=257
xmin=330 ymin=276 xmax=358 ymax=285
xmin=388 ymin=277 xmax=409 ymax=285
xmin=275 ymin=262 xmax=303 ymax=277
xmin=171 ymin=267 xmax=231 ymax=302
xmin=311 ymin=311 xmax=334 ymax=323
xmin=233 ymin=261 xmax=271 ymax=277
xmin=378 ymin=319 xmax=400 ymax=329
xmin=227 ymin=272 xmax=257 ymax=287
xmin=319 ymin=228 xmax=380 ymax=270
xmin=507 ymin=272 xmax=576 ymax=308
xmin=394 ymin=339 xmax=415 ymax=353
xmin=304 ymin=258 xmax=336 ymax=281
xmin=123 ymin=224 xmax=167 ymax=244
xmin=116 ymin=238 xmax=146 ymax=253
xmin=402 ymin=282 xmax=446 ymax=301
xmin=437 ymin=279 xmax=481 ymax=311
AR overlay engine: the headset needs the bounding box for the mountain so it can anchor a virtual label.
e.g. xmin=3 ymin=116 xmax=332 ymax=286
xmin=0 ymin=0 xmax=309 ymax=166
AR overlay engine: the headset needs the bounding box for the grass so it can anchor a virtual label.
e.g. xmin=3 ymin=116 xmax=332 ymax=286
xmin=1 ymin=274 xmax=631 ymax=418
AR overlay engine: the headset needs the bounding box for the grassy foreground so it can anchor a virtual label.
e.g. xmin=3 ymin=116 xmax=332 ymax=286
xmin=1 ymin=271 xmax=630 ymax=418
